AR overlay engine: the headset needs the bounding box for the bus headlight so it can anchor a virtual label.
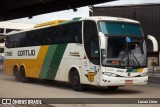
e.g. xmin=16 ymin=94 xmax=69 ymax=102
xmin=102 ymin=72 xmax=117 ymax=77
xmin=141 ymin=72 xmax=148 ymax=77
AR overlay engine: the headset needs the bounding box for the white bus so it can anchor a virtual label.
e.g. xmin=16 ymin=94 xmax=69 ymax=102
xmin=4 ymin=16 xmax=157 ymax=91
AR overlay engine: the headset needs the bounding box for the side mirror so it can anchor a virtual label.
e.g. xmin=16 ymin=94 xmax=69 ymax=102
xmin=147 ymin=35 xmax=158 ymax=52
xmin=99 ymin=32 xmax=106 ymax=49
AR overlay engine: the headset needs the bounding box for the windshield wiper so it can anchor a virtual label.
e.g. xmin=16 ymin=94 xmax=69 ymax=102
xmin=128 ymin=50 xmax=140 ymax=66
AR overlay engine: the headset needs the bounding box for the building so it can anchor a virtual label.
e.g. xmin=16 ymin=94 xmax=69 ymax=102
xmin=0 ymin=21 xmax=34 ymax=67
xmin=91 ymin=0 xmax=160 ymax=66
xmin=0 ymin=21 xmax=34 ymax=36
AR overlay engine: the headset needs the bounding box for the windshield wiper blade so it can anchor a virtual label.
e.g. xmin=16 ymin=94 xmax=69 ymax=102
xmin=128 ymin=50 xmax=140 ymax=67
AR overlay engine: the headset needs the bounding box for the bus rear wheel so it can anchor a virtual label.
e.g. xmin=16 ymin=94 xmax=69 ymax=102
xmin=70 ymin=70 xmax=83 ymax=91
xmin=14 ymin=67 xmax=20 ymax=82
xmin=20 ymin=67 xmax=29 ymax=83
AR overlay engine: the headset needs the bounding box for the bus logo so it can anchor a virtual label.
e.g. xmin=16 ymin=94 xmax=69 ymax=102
xmin=128 ymin=73 xmax=131 ymax=77
xmin=85 ymin=72 xmax=97 ymax=82
xmin=69 ymin=52 xmax=80 ymax=57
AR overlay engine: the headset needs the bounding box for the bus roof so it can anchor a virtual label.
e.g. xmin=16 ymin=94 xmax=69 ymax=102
xmin=81 ymin=16 xmax=140 ymax=24
xmin=34 ymin=20 xmax=68 ymax=28
xmin=6 ymin=16 xmax=140 ymax=36
xmin=6 ymin=18 xmax=82 ymax=36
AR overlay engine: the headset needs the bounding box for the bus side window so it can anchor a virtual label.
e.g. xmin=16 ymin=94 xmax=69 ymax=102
xmin=83 ymin=20 xmax=100 ymax=65
xmin=14 ymin=34 xmax=23 ymax=47
xmin=24 ymin=31 xmax=32 ymax=46
xmin=66 ymin=27 xmax=73 ymax=43
xmin=74 ymin=23 xmax=82 ymax=43
xmin=6 ymin=35 xmax=15 ymax=48
xmin=66 ymin=22 xmax=82 ymax=44
xmin=43 ymin=28 xmax=52 ymax=45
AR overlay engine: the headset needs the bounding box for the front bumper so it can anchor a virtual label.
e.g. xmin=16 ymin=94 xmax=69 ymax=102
xmin=100 ymin=75 xmax=148 ymax=86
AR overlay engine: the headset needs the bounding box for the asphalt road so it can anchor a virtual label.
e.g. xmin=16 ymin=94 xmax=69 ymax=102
xmin=0 ymin=69 xmax=160 ymax=107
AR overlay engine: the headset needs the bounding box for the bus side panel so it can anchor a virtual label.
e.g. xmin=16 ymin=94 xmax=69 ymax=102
xmin=66 ymin=59 xmax=82 ymax=81
xmin=4 ymin=46 xmax=49 ymax=78
xmin=4 ymin=59 xmax=16 ymax=75
xmin=59 ymin=44 xmax=83 ymax=82
xmin=38 ymin=44 xmax=67 ymax=80
xmin=64 ymin=44 xmax=93 ymax=84
xmin=54 ymin=59 xmax=66 ymax=81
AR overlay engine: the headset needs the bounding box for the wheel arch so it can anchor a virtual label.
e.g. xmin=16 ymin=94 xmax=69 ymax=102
xmin=19 ymin=64 xmax=26 ymax=71
xmin=68 ymin=66 xmax=82 ymax=83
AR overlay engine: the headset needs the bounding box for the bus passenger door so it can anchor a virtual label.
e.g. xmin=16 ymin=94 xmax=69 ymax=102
xmin=81 ymin=57 xmax=91 ymax=84
xmin=82 ymin=20 xmax=101 ymax=85
xmin=81 ymin=56 xmax=100 ymax=85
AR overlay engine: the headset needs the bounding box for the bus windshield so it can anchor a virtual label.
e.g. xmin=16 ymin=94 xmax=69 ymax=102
xmin=98 ymin=21 xmax=143 ymax=37
xmin=101 ymin=37 xmax=147 ymax=68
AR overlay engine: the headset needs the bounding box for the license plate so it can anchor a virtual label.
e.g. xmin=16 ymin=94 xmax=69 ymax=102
xmin=125 ymin=80 xmax=133 ymax=85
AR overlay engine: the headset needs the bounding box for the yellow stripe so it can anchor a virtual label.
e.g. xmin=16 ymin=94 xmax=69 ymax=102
xmin=36 ymin=46 xmax=49 ymax=76
xmin=37 ymin=45 xmax=49 ymax=59
xmin=137 ymin=68 xmax=143 ymax=73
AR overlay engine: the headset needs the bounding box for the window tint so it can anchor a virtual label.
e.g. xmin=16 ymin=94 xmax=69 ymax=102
xmin=98 ymin=21 xmax=142 ymax=37
xmin=5 ymin=35 xmax=15 ymax=48
xmin=83 ymin=20 xmax=100 ymax=65
xmin=5 ymin=21 xmax=82 ymax=48
xmin=55 ymin=22 xmax=82 ymax=44
xmin=14 ymin=33 xmax=25 ymax=47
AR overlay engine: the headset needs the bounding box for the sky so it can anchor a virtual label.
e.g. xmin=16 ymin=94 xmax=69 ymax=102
xmin=9 ymin=6 xmax=89 ymax=24
xmin=9 ymin=0 xmax=160 ymax=24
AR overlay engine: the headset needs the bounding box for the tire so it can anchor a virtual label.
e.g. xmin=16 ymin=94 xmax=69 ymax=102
xmin=20 ymin=67 xmax=29 ymax=83
xmin=14 ymin=67 xmax=20 ymax=82
xmin=70 ymin=70 xmax=83 ymax=91
xmin=108 ymin=86 xmax=119 ymax=91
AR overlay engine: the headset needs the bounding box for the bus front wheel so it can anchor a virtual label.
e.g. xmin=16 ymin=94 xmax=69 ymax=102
xmin=70 ymin=70 xmax=83 ymax=91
